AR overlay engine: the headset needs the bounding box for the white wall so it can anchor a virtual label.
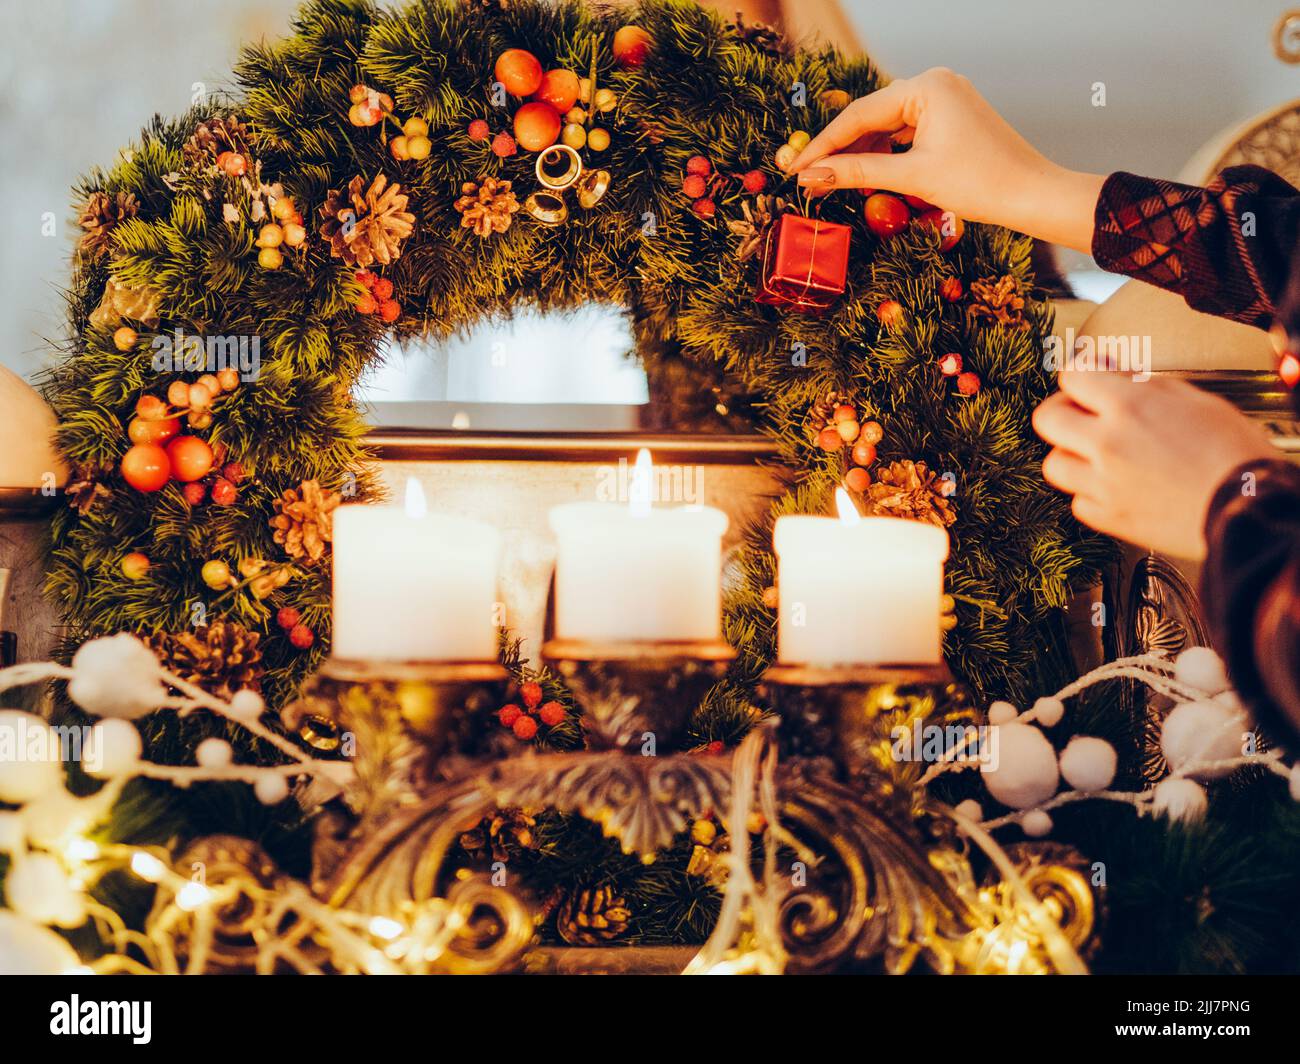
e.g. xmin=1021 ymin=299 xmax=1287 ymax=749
xmin=847 ymin=0 xmax=1296 ymax=180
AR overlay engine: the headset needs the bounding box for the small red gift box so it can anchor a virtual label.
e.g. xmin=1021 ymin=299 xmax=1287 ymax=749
xmin=754 ymin=212 xmax=851 ymax=314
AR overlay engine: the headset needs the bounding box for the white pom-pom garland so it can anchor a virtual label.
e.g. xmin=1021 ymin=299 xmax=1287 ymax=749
xmin=67 ymin=634 xmax=166 ymax=720
xmin=1213 ymin=690 xmax=1244 ymax=713
xmin=88 ymin=719 xmax=143 ymax=778
xmin=254 ymin=773 xmax=290 ymax=805
xmin=1021 ymin=809 xmax=1053 ymax=837
xmin=0 ymin=911 xmax=82 ymax=975
xmin=987 ymin=701 xmax=1018 ymax=725
xmin=5 ymin=853 xmax=87 ymax=927
xmin=1290 ymin=765 xmax=1300 ymax=803
xmin=1031 ymin=697 xmax=1065 ymax=728
xmin=955 ymin=799 xmax=982 ymax=822
xmin=195 ymin=738 xmax=233 ymax=768
xmin=229 ymin=689 xmax=265 ymax=721
xmin=1059 ymin=736 xmax=1117 ymax=792
xmin=1173 ymin=646 xmax=1229 ymax=696
xmin=21 ymin=790 xmax=92 ymax=849
xmin=1161 ymin=700 xmax=1249 ymax=780
xmin=1152 ymin=777 xmax=1208 ymax=824
xmin=0 ymin=811 xmax=22 ymax=854
xmin=981 ymin=722 xmax=1059 ymax=809
xmin=0 ymin=710 xmax=64 ymax=804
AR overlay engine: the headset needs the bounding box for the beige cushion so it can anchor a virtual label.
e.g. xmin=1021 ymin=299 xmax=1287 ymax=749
xmin=0 ymin=364 xmax=65 ymax=488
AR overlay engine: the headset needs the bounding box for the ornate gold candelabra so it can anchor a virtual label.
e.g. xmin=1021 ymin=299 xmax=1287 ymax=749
xmin=183 ymin=648 xmax=1103 ymax=975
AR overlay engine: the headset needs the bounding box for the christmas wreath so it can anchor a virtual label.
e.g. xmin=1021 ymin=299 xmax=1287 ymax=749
xmin=32 ymin=0 xmax=1300 ymax=969
xmin=47 ymin=0 xmax=1106 ymax=707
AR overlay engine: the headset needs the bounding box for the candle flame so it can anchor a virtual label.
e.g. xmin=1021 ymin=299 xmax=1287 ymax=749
xmin=405 ymin=478 xmax=428 ymax=519
xmin=835 ymin=487 xmax=861 ymax=525
xmin=629 ymin=448 xmax=653 ymax=518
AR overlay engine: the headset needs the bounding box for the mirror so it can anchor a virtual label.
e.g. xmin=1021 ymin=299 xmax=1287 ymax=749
xmin=355 ymin=304 xmax=762 ymax=436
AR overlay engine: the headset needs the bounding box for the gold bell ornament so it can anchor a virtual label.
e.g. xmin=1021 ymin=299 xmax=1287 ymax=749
xmin=524 ymin=144 xmax=611 ymax=226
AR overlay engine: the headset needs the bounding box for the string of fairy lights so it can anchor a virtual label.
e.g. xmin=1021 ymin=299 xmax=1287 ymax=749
xmin=1 ymin=634 xmax=1296 ymax=974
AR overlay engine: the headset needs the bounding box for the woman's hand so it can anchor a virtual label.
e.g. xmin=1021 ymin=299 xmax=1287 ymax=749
xmin=787 ymin=68 xmax=1105 ymax=253
xmin=1032 ymin=371 xmax=1278 ymax=559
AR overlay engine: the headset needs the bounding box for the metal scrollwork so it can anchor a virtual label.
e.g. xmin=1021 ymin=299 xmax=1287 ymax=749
xmin=206 ymin=653 xmax=1103 ymax=974
xmin=481 ymin=751 xmax=736 ymax=858
xmin=1120 ymin=553 xmax=1212 ymax=780
xmin=775 ymin=762 xmax=984 ymax=974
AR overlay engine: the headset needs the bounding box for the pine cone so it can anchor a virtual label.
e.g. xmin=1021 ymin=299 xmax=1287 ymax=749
xmin=805 ymin=389 xmax=853 ymax=441
xmin=728 ymin=13 xmax=793 ymax=58
xmin=77 ymin=191 xmax=138 ymax=260
xmin=318 ymin=174 xmax=415 ymax=268
xmin=864 ymin=460 xmax=957 ymax=529
xmin=459 ymin=809 xmax=537 ymax=864
xmin=727 ymin=195 xmax=786 ymax=262
xmin=557 ymin=884 xmax=631 ymax=946
xmin=146 ymin=619 xmax=264 ymax=698
xmin=64 ymin=464 xmax=110 ymax=514
xmin=453 ymin=176 xmax=520 ymax=238
xmin=183 ymin=115 xmax=253 ymax=165
xmin=967 ymin=274 xmax=1028 ymax=329
xmin=269 ymin=479 xmax=340 ymax=563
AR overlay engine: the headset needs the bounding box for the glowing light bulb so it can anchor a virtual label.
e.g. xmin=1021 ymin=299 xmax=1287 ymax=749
xmin=130 ymin=852 xmax=166 ymax=883
xmin=404 ymin=477 xmax=427 ymax=519
xmin=369 ymin=916 xmax=403 ymax=941
xmin=64 ymin=837 xmax=99 ymax=863
xmin=628 ymin=448 xmax=653 ymax=518
xmin=834 ymin=487 xmax=860 ymax=525
xmin=175 ymin=882 xmax=212 ymax=912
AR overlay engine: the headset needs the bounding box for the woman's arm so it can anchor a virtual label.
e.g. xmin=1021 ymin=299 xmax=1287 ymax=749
xmin=1094 ymin=168 xmax=1300 ymax=327
xmin=789 ymin=69 xmax=1300 ymax=323
xmin=787 ymin=69 xmax=1106 ymax=253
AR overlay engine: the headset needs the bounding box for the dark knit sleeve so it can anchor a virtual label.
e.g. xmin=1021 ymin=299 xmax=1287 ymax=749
xmin=1201 ymin=459 xmax=1300 ymax=752
xmin=1092 ymin=165 xmax=1300 ymax=328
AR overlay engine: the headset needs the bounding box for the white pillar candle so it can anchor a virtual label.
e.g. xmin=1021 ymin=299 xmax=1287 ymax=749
xmin=332 ymin=479 xmax=500 ymax=661
xmin=548 ymin=450 xmax=728 ymax=644
xmin=774 ymin=489 xmax=949 ymax=666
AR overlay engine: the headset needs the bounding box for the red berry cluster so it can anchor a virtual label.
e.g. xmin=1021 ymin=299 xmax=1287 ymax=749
xmin=354 ymin=271 xmax=401 ymax=322
xmin=182 ymin=455 xmax=246 ymax=508
xmin=935 ymin=276 xmax=978 ymax=392
xmin=465 ymin=117 xmax=518 ymax=158
xmin=935 ymin=352 xmax=981 ymax=397
xmin=497 ymin=680 xmax=568 ymax=742
xmin=680 ymin=155 xmax=767 ymax=219
xmin=812 ymin=401 xmax=884 ymax=494
xmin=876 ymin=299 xmax=904 ymax=330
xmin=863 ymin=191 xmax=964 ymax=249
xmin=275 ymin=606 xmax=315 ymax=650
